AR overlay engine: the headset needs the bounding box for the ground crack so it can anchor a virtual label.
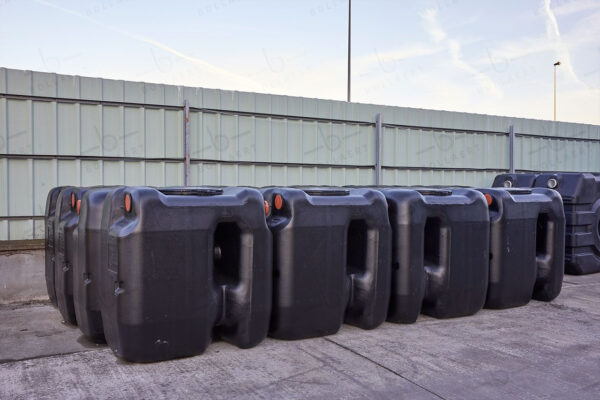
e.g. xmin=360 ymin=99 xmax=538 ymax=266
xmin=324 ymin=337 xmax=447 ymax=400
xmin=0 ymin=348 xmax=100 ymax=366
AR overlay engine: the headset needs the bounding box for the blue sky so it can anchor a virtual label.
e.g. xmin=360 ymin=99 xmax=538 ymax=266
xmin=0 ymin=0 xmax=598 ymax=124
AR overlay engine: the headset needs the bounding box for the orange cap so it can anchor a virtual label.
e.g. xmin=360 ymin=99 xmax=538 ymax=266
xmin=264 ymin=200 xmax=270 ymax=216
xmin=125 ymin=194 xmax=132 ymax=213
xmin=76 ymin=199 xmax=81 ymax=215
xmin=484 ymin=193 xmax=493 ymax=206
xmin=71 ymin=193 xmax=76 ymax=208
xmin=274 ymin=194 xmax=283 ymax=210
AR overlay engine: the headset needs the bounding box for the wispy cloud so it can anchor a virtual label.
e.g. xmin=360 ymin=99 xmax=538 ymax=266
xmin=421 ymin=9 xmax=447 ymax=43
xmin=542 ymin=0 xmax=581 ymax=84
xmin=354 ymin=44 xmax=443 ymax=76
xmin=366 ymin=46 xmax=443 ymax=64
xmin=552 ymin=0 xmax=600 ymax=16
xmin=34 ymin=0 xmax=262 ymax=90
xmin=475 ymin=7 xmax=599 ymax=69
xmin=420 ymin=8 xmax=502 ymax=97
xmin=543 ymin=0 xmax=561 ymax=37
xmin=480 ymin=37 xmax=554 ymax=65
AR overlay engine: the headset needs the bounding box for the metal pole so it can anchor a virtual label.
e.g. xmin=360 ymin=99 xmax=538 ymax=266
xmin=183 ymin=99 xmax=191 ymax=186
xmin=375 ymin=113 xmax=382 ymax=185
xmin=553 ymin=61 xmax=560 ymax=121
xmin=508 ymin=125 xmax=515 ymax=173
xmin=554 ymin=66 xmax=556 ymax=121
xmin=347 ymin=0 xmax=351 ymax=102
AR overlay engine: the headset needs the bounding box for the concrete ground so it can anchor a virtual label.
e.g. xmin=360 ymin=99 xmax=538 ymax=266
xmin=0 ymin=273 xmax=599 ymax=400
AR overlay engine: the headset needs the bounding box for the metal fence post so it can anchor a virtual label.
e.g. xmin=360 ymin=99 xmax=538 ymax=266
xmin=509 ymin=124 xmax=515 ymax=173
xmin=375 ymin=113 xmax=382 ymax=185
xmin=184 ymin=99 xmax=191 ymax=186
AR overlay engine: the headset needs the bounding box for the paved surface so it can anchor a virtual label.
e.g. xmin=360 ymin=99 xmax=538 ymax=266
xmin=1 ymin=274 xmax=599 ymax=400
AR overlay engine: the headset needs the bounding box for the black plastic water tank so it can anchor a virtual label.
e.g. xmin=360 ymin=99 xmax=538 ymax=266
xmin=73 ymin=187 xmax=116 ymax=342
xmin=492 ymin=173 xmax=539 ymax=188
xmin=534 ymin=173 xmax=600 ymax=275
xmin=54 ymin=187 xmax=88 ymax=325
xmin=44 ymin=186 xmax=67 ymax=307
xmin=378 ymin=187 xmax=489 ymax=321
xmin=99 ymin=186 xmax=272 ymax=362
xmin=261 ymin=187 xmax=391 ymax=340
xmin=477 ymin=188 xmax=565 ymax=308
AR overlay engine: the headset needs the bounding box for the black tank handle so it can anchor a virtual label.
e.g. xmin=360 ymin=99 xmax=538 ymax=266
xmin=416 ymin=189 xmax=452 ymax=196
xmin=159 ymin=187 xmax=223 ymax=196
xmin=532 ymin=202 xmax=565 ymax=301
xmin=302 ymin=188 xmax=350 ymax=196
xmin=505 ymin=188 xmax=533 ymax=195
xmin=345 ymin=217 xmax=385 ymax=328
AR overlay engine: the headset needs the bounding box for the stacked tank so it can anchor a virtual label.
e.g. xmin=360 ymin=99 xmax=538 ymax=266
xmin=478 ymin=187 xmax=565 ymax=308
xmin=261 ymin=187 xmax=391 ymax=339
xmin=44 ymin=181 xmax=572 ymax=363
xmin=47 ymin=186 xmax=274 ymax=362
xmin=53 ymin=187 xmax=89 ymax=325
xmin=377 ymin=187 xmax=490 ymax=322
xmin=493 ymin=172 xmax=600 ymax=275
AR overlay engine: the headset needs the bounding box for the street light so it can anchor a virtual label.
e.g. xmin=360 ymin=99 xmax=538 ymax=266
xmin=554 ymin=61 xmax=561 ymax=121
xmin=347 ymin=0 xmax=351 ymax=102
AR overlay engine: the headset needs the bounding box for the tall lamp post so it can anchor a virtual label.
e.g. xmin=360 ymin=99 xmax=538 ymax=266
xmin=347 ymin=0 xmax=351 ymax=102
xmin=554 ymin=61 xmax=561 ymax=121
